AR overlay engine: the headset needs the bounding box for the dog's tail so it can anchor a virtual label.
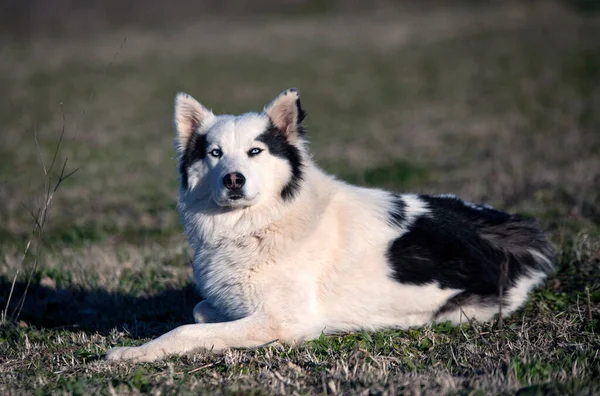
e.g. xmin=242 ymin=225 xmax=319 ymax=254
xmin=478 ymin=214 xmax=556 ymax=278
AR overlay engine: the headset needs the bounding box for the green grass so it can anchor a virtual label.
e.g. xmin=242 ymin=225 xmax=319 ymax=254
xmin=1 ymin=2 xmax=600 ymax=394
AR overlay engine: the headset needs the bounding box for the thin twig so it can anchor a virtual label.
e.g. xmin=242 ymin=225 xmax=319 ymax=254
xmin=2 ymin=235 xmax=34 ymax=325
xmin=498 ymin=252 xmax=513 ymax=385
xmin=20 ymin=202 xmax=43 ymax=235
xmin=4 ymin=37 xmax=120 ymax=324
xmin=458 ymin=307 xmax=491 ymax=348
xmin=48 ymin=104 xmax=66 ymax=176
xmin=8 ymin=107 xmax=78 ymax=321
xmin=34 ymin=130 xmax=47 ymax=175
xmin=586 ymin=286 xmax=593 ymax=322
xmin=498 ymin=253 xmax=509 ymax=346
xmin=187 ymin=362 xmax=218 ymax=374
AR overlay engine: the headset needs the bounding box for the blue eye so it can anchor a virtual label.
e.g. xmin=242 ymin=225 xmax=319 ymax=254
xmin=248 ymin=148 xmax=263 ymax=157
xmin=209 ymin=148 xmax=222 ymax=158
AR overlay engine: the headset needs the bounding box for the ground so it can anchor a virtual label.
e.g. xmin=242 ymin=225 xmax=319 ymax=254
xmin=1 ymin=2 xmax=599 ymax=395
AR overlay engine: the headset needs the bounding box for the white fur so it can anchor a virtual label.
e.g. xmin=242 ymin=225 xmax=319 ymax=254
xmin=106 ymin=90 xmax=547 ymax=362
xmin=506 ymin=269 xmax=547 ymax=312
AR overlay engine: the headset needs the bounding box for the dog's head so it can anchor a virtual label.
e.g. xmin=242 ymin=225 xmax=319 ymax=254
xmin=174 ymin=89 xmax=306 ymax=210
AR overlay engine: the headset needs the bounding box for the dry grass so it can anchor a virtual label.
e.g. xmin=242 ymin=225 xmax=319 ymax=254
xmin=1 ymin=2 xmax=599 ymax=394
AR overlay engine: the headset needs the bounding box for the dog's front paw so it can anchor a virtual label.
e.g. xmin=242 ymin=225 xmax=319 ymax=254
xmin=105 ymin=346 xmax=163 ymax=363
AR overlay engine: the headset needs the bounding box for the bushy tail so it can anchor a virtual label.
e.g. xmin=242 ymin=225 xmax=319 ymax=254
xmin=480 ymin=215 xmax=556 ymax=277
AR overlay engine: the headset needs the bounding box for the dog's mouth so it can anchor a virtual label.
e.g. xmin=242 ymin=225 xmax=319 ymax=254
xmin=228 ymin=193 xmax=244 ymax=201
xmin=213 ymin=191 xmax=259 ymax=208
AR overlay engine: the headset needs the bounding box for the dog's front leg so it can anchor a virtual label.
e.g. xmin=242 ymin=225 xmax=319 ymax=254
xmin=105 ymin=315 xmax=276 ymax=363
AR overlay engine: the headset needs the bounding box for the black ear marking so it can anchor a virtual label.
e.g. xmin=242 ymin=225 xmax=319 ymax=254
xmin=256 ymin=121 xmax=304 ymax=201
xmin=179 ymin=132 xmax=207 ymax=190
xmin=264 ymin=88 xmax=306 ymax=141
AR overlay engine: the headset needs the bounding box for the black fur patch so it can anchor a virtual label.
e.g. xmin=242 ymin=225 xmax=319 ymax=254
xmin=386 ymin=194 xmax=554 ymax=297
xmin=388 ymin=194 xmax=407 ymax=227
xmin=179 ymin=132 xmax=207 ymax=190
xmin=295 ymin=98 xmax=307 ymax=135
xmin=256 ymin=122 xmax=304 ymax=201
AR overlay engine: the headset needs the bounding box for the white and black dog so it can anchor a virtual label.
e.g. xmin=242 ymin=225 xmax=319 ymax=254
xmin=106 ymin=89 xmax=554 ymax=362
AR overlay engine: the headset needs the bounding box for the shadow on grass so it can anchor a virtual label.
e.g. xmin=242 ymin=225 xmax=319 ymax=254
xmin=0 ymin=278 xmax=198 ymax=339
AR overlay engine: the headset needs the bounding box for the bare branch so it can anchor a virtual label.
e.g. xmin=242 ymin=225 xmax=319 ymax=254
xmin=458 ymin=307 xmax=492 ymax=348
xmin=34 ymin=130 xmax=47 ymax=176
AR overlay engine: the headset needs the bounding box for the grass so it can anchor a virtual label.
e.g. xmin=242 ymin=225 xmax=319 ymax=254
xmin=1 ymin=2 xmax=600 ymax=394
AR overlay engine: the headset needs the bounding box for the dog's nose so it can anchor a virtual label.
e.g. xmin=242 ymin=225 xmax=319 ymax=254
xmin=223 ymin=172 xmax=246 ymax=191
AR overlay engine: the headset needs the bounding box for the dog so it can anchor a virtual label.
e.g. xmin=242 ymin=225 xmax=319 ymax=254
xmin=106 ymin=88 xmax=554 ymax=362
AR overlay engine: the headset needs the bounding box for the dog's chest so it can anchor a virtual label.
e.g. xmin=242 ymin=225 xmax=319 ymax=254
xmin=192 ymin=238 xmax=269 ymax=319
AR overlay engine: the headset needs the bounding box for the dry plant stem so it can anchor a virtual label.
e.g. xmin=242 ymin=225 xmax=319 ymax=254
xmin=187 ymin=362 xmax=218 ymax=374
xmin=586 ymin=286 xmax=592 ymax=322
xmin=4 ymin=105 xmax=79 ymax=323
xmin=499 ymin=254 xmax=513 ymax=384
xmin=458 ymin=308 xmax=491 ymax=348
xmin=3 ymin=38 xmax=125 ymax=324
xmin=2 ymin=244 xmax=27 ymax=325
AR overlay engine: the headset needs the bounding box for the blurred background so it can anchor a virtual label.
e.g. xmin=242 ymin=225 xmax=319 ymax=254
xmin=0 ymin=0 xmax=599 ymax=332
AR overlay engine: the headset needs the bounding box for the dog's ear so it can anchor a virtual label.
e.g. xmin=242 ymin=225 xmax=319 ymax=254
xmin=264 ymin=88 xmax=306 ymax=142
xmin=174 ymin=92 xmax=214 ymax=153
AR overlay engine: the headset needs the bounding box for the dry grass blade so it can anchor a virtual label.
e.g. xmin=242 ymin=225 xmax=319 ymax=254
xmin=586 ymin=286 xmax=593 ymax=322
xmin=498 ymin=254 xmax=513 ymax=384
xmin=187 ymin=362 xmax=218 ymax=374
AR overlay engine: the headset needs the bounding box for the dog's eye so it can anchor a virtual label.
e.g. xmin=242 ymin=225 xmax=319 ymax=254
xmin=209 ymin=149 xmax=222 ymax=158
xmin=248 ymin=148 xmax=263 ymax=157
